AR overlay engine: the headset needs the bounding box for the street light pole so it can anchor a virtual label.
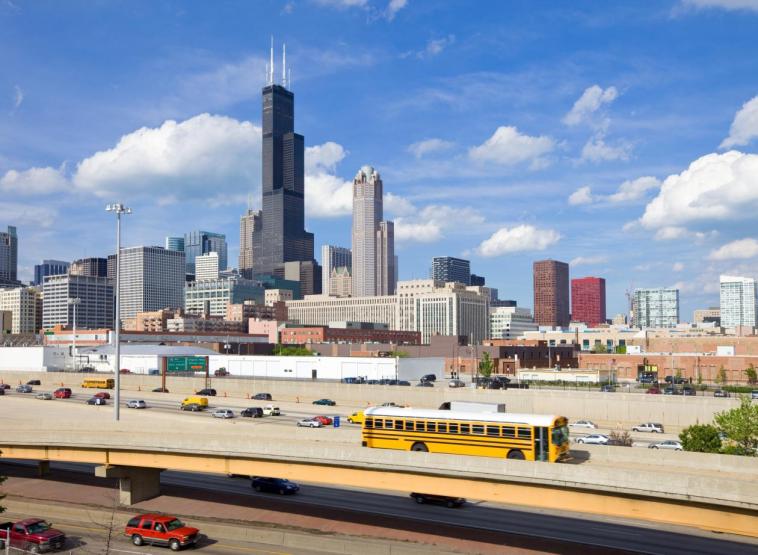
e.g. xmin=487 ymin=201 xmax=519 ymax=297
xmin=68 ymin=298 xmax=81 ymax=371
xmin=106 ymin=203 xmax=131 ymax=422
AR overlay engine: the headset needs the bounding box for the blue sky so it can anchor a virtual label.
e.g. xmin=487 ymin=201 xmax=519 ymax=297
xmin=3 ymin=0 xmax=758 ymax=320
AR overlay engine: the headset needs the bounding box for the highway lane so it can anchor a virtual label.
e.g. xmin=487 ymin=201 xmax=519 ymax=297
xmin=4 ymin=460 xmax=757 ymax=555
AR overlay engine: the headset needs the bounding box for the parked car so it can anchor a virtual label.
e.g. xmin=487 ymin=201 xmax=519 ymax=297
xmin=152 ymin=387 xmax=169 ymax=393
xmin=79 ymin=366 xmax=96 ymax=373
xmin=713 ymin=389 xmax=730 ymax=398
xmin=120 ymin=369 xmax=131 ymax=374
xmin=0 ymin=518 xmax=67 ymax=552
xmin=313 ymin=415 xmax=333 ymax=426
xmin=251 ymin=477 xmax=299 ymax=495
xmin=53 ymin=388 xmax=72 ymax=399
xmin=663 ymin=386 xmax=679 ymax=395
xmin=212 ymin=409 xmax=235 ymax=419
xmin=240 ymin=407 xmax=263 ymax=418
xmin=575 ymin=434 xmax=609 ymax=445
xmin=94 ymin=392 xmax=111 ymax=399
xmin=416 ymin=381 xmax=434 ymax=387
xmin=665 ymin=375 xmax=686 ymax=384
xmin=600 ymin=385 xmax=616 ymax=393
xmin=35 ymin=392 xmax=53 ymax=400
xmin=752 ymin=390 xmax=758 ymax=399
xmin=646 ymin=387 xmax=661 ymax=395
xmin=27 ymin=379 xmax=41 ymax=386
xmin=214 ymin=368 xmax=229 ymax=377
xmin=87 ymin=396 xmax=106 ymax=406
xmin=649 ymin=440 xmax=683 ymax=451
xmin=127 ymin=400 xmax=148 ymax=409
xmin=682 ymin=387 xmax=696 ymax=396
xmin=16 ymin=384 xmax=32 ymax=393
xmin=196 ymin=388 xmax=217 ymax=396
xmin=0 ymin=384 xmax=10 ymax=390
xmin=262 ymin=404 xmax=280 ymax=416
xmin=347 ymin=411 xmax=364 ymax=424
xmin=124 ymin=513 xmax=199 ymax=550
xmin=297 ymin=417 xmax=322 ymax=428
xmin=313 ymin=398 xmax=336 ymax=406
xmin=410 ymin=493 xmax=465 ymax=508
xmin=632 ymin=423 xmax=664 ymax=433
xmin=420 ymin=374 xmax=437 ymax=383
xmin=0 ymin=388 xmax=4 ymax=396
xmin=253 ymin=393 xmax=272 ymax=401
xmin=397 ymin=380 xmax=411 ymax=386
xmin=448 ymin=379 xmax=466 ymax=388
xmin=569 ymin=420 xmax=597 ymax=429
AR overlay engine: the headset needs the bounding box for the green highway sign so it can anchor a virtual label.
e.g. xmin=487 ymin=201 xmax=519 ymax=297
xmin=166 ymin=356 xmax=207 ymax=373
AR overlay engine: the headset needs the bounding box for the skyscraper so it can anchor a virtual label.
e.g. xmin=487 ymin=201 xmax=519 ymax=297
xmin=118 ymin=246 xmax=185 ymax=320
xmin=533 ymin=259 xmax=570 ymax=327
xmin=195 ymin=252 xmax=220 ymax=282
xmin=239 ymin=208 xmax=262 ymax=279
xmin=719 ymin=275 xmax=757 ymax=328
xmin=571 ymin=276 xmax=606 ymax=327
xmin=33 ymin=259 xmax=69 ymax=286
xmin=432 ymin=257 xmax=471 ymax=285
xmin=0 ymin=226 xmax=18 ymax=285
xmin=632 ymin=288 xmax=679 ymax=328
xmin=42 ymin=274 xmax=113 ymax=329
xmin=351 ymin=166 xmax=396 ymax=296
xmin=69 ymin=257 xmax=108 ymax=278
xmin=183 ymin=231 xmax=227 ymax=274
xmin=165 ymin=237 xmax=185 ymax=252
xmin=321 ymin=245 xmax=352 ymax=296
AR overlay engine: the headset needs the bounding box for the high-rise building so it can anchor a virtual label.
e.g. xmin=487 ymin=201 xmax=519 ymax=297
xmin=632 ymin=288 xmax=679 ymax=328
xmin=119 ymin=246 xmax=185 ymax=319
xmin=533 ymin=260 xmax=570 ymax=327
xmin=183 ymin=231 xmax=227 ymax=274
xmin=490 ymin=307 xmax=538 ymax=339
xmin=470 ymin=274 xmax=485 ymax=286
xmin=719 ymin=275 xmax=757 ymax=328
xmin=185 ymin=276 xmax=265 ymax=317
xmin=432 ymin=257 xmax=471 ymax=285
xmin=0 ymin=286 xmax=40 ymax=333
xmin=351 ymin=166 xmax=396 ymax=297
xmin=0 ymin=226 xmax=18 ymax=285
xmin=69 ymin=257 xmax=108 ymax=278
xmin=42 ymin=275 xmax=114 ymax=329
xmin=571 ymin=276 xmax=606 ymax=327
xmin=33 ymin=260 xmax=69 ymax=286
xmin=195 ymin=252 xmax=220 ymax=282
xmin=321 ymin=245 xmax=351 ymax=296
xmin=165 ymin=237 xmax=185 ymax=252
xmin=329 ymin=266 xmax=352 ymax=297
xmin=278 ymin=260 xmax=322 ymax=297
xmin=239 ymin=208 xmax=262 ymax=279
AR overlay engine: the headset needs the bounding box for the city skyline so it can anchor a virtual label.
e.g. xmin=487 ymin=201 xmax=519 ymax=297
xmin=2 ymin=2 xmax=758 ymax=317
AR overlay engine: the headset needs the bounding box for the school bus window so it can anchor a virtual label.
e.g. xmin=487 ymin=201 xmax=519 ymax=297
xmin=460 ymin=424 xmax=470 ymax=434
xmin=487 ymin=425 xmax=499 ymax=436
xmin=416 ymin=421 xmax=425 ymax=432
xmin=438 ymin=423 xmax=447 ymax=433
xmin=375 ymin=419 xmax=384 ymax=429
xmin=472 ymin=424 xmax=484 ymax=435
xmin=518 ymin=428 xmax=532 ymax=439
xmin=365 ymin=418 xmax=374 ymax=429
xmin=427 ymin=422 xmax=436 ymax=433
xmin=449 ymin=423 xmax=459 ymax=434
xmin=503 ymin=426 xmax=516 ymax=438
xmin=405 ymin=420 xmax=414 ymax=431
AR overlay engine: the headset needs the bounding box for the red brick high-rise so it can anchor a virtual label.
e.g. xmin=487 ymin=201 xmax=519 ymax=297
xmin=571 ymin=276 xmax=606 ymax=327
xmin=533 ymin=260 xmax=570 ymax=327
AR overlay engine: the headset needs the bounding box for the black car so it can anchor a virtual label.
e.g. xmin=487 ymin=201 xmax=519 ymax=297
xmin=682 ymin=387 xmax=696 ymax=396
xmin=397 ymin=380 xmax=411 ymax=386
xmin=26 ymin=379 xmax=41 ymax=386
xmin=87 ymin=396 xmax=106 ymax=405
xmin=665 ymin=375 xmax=686 ymax=384
xmin=420 ymin=374 xmax=437 ymax=383
xmin=251 ymin=477 xmax=299 ymax=495
xmin=196 ymin=388 xmax=217 ymax=396
xmin=416 ymin=381 xmax=434 ymax=387
xmin=253 ymin=393 xmax=272 ymax=400
xmin=0 ymin=384 xmax=10 ymax=390
xmin=410 ymin=492 xmax=465 ymax=508
xmin=714 ymin=389 xmax=730 ymax=398
xmin=241 ymin=407 xmax=264 ymax=418
xmin=152 ymin=387 xmax=169 ymax=393
xmin=79 ymin=366 xmax=96 ymax=372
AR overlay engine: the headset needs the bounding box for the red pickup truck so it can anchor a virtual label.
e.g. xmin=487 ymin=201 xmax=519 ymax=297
xmin=0 ymin=518 xmax=66 ymax=553
xmin=124 ymin=514 xmax=200 ymax=551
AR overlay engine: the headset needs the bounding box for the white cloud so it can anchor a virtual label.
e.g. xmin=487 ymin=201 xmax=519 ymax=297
xmin=563 ymin=85 xmax=618 ymax=126
xmin=568 ymin=186 xmax=593 ymax=206
xmin=720 ymin=96 xmax=758 ymax=148
xmin=386 ymin=0 xmax=407 ymax=20
xmin=0 ymin=202 xmax=57 ymax=228
xmin=607 ymin=176 xmax=660 ymax=203
xmin=653 ymin=226 xmax=716 ymax=242
xmin=681 ymin=0 xmax=758 ymax=12
xmin=73 ymin=113 xmax=260 ymax=199
xmin=580 ymin=134 xmax=631 ymax=163
xmin=672 ymin=262 xmax=685 ymax=272
xmin=476 ymin=225 xmax=561 ymax=257
xmin=420 ymin=35 xmax=455 ymax=58
xmin=305 ymin=141 xmax=347 ymax=173
xmin=395 ymin=205 xmax=484 ymax=243
xmin=708 ymin=238 xmax=758 ymax=260
xmin=570 ymin=256 xmax=607 ymax=267
xmin=304 ymin=142 xmax=353 ymax=218
xmin=640 ymin=151 xmax=758 ymax=229
xmin=383 ymin=192 xmax=415 ymax=216
xmin=0 ymin=165 xmax=68 ymax=195
xmin=12 ymin=85 xmax=23 ymax=109
xmin=313 ymin=0 xmax=367 ymax=8
xmin=469 ymin=126 xmax=554 ymax=169
xmin=407 ymin=138 xmax=454 ymax=158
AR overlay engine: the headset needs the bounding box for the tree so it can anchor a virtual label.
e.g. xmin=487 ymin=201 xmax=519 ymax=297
xmin=592 ymin=343 xmax=608 ymax=354
xmin=273 ymin=344 xmax=312 ymax=356
xmin=745 ymin=364 xmax=758 ymax=385
xmin=608 ymin=430 xmax=633 ymax=447
xmin=716 ymin=366 xmax=728 ymax=386
xmin=714 ymin=397 xmax=758 ymax=456
xmin=679 ymin=424 xmax=722 ymax=453
xmin=478 ymin=352 xmax=493 ymax=379
xmin=615 ymin=345 xmax=627 ymax=354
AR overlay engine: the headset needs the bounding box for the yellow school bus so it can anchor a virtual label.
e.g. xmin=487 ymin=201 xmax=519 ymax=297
xmin=81 ymin=378 xmax=115 ymax=389
xmin=362 ymin=407 xmax=569 ymax=462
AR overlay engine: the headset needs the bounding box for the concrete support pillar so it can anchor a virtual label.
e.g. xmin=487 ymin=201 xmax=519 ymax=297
xmin=95 ymin=465 xmax=162 ymax=505
xmin=37 ymin=460 xmax=50 ymax=477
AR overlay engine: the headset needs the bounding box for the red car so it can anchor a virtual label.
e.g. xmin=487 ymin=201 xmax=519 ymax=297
xmin=120 ymin=369 xmax=131 ymax=374
xmin=53 ymin=388 xmax=72 ymax=399
xmin=94 ymin=392 xmax=111 ymax=399
xmin=124 ymin=514 xmax=199 ymax=551
xmin=313 ymin=415 xmax=333 ymax=426
xmin=646 ymin=387 xmax=661 ymax=395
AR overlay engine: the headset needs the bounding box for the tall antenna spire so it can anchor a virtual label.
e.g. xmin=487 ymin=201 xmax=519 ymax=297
xmin=282 ymin=43 xmax=287 ymax=88
xmin=269 ymin=35 xmax=274 ymax=85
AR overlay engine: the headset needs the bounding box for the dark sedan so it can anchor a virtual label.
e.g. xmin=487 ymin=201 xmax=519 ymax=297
xmin=241 ymin=407 xmax=263 ymax=418
xmin=251 ymin=477 xmax=299 ymax=495
xmin=312 ymin=398 xmax=336 ymax=406
xmin=252 ymin=393 xmax=272 ymax=400
xmin=410 ymin=492 xmax=465 ymax=508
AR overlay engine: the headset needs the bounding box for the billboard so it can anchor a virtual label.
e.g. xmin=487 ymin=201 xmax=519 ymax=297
xmin=166 ymin=356 xmax=207 ymax=373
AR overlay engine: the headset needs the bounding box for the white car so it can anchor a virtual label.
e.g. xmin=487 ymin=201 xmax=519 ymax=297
xmin=126 ymin=399 xmax=147 ymax=409
xmin=297 ymin=418 xmax=322 ymax=428
xmin=632 ymin=422 xmax=664 ymax=433
xmin=569 ymin=420 xmax=597 ymax=429
xmin=575 ymin=434 xmax=609 ymax=445
xmin=649 ymin=440 xmax=682 ymax=451
xmin=212 ymin=409 xmax=235 ymax=419
xmin=448 ymin=379 xmax=466 ymax=388
xmin=263 ymin=404 xmax=280 ymax=416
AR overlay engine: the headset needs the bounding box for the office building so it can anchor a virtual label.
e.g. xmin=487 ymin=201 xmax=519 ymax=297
xmin=470 ymin=274 xmax=485 ymax=286
xmin=490 ymin=307 xmax=538 ymax=339
xmin=42 ymin=275 xmax=114 ymax=329
xmin=195 ymin=252 xmax=220 ymax=282
xmin=0 ymin=226 xmax=18 ymax=285
xmin=281 ymin=325 xmax=420 ymax=345
xmin=264 ymin=289 xmax=293 ymax=306
xmin=632 ymin=288 xmax=679 ymax=328
xmin=165 ymin=237 xmax=185 ymax=252
xmin=720 ymin=275 xmax=757 ymax=328
xmin=185 ymin=276 xmax=265 ymax=317
xmin=0 ymin=286 xmax=41 ymax=333
xmin=432 ymin=257 xmax=471 ymax=285
xmin=329 ymin=266 xmax=352 ymax=297
xmin=612 ymin=313 xmax=628 ymax=326
xmin=351 ymin=165 xmax=396 ymax=297
xmin=33 ymin=260 xmax=69 ymax=286
xmin=69 ymin=257 xmax=108 ymax=278
xmin=277 ymin=260 xmax=321 ymax=297
xmin=184 ymin=230 xmax=227 ymax=274
xmin=119 ymin=246 xmax=185 ymax=320
xmin=415 ymin=283 xmax=490 ymax=343
xmin=694 ymin=307 xmax=721 ymax=325
xmin=321 ymin=245 xmax=352 ymax=296
xmin=533 ymin=260 xmax=570 ymax=328
xmin=239 ymin=208 xmax=262 ymax=279
xmin=287 ymin=294 xmax=399 ymax=328
xmin=571 ymin=276 xmax=606 ymax=327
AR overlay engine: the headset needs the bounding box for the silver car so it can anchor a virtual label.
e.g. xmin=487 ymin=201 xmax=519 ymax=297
xmin=297 ymin=418 xmax=322 ymax=428
xmin=575 ymin=434 xmax=609 ymax=445
xmin=649 ymin=440 xmax=682 ymax=451
xmin=569 ymin=420 xmax=597 ymax=429
xmin=127 ymin=399 xmax=147 ymax=409
xmin=632 ymin=422 xmax=664 ymax=433
xmin=212 ymin=408 xmax=235 ymax=419
xmin=35 ymin=392 xmax=53 ymax=400
xmin=16 ymin=384 xmax=32 ymax=393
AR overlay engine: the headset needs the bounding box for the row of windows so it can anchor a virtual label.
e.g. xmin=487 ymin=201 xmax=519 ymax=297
xmin=365 ymin=418 xmax=532 ymax=439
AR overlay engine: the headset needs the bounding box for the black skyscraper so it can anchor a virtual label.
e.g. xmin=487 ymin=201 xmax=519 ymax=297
xmin=255 ymin=83 xmax=313 ymax=274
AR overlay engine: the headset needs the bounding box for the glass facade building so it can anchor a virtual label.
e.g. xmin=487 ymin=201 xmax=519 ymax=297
xmin=165 ymin=236 xmax=185 ymax=252
xmin=0 ymin=225 xmax=18 ymax=285
xmin=431 ymin=257 xmax=471 ymax=285
xmin=185 ymin=276 xmax=265 ymax=317
xmin=632 ymin=288 xmax=679 ymax=328
xmin=719 ymin=275 xmax=757 ymax=328
xmin=183 ymin=231 xmax=227 ymax=274
xmin=34 ymin=259 xmax=69 ymax=286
